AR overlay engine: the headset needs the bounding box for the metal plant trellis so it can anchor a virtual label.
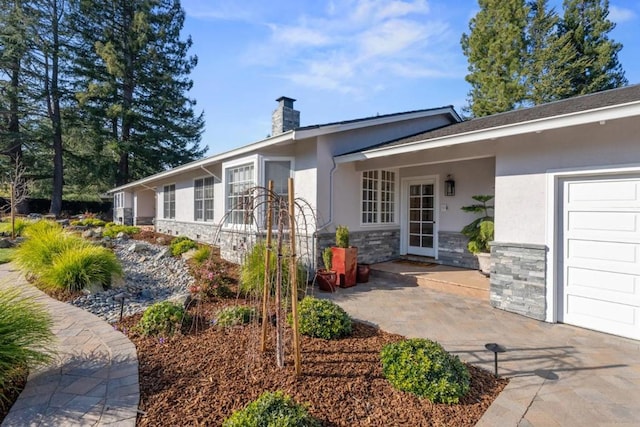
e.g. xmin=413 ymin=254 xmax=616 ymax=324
xmin=211 ymin=178 xmax=316 ymax=375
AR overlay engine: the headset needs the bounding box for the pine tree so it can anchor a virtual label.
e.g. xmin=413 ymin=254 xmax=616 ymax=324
xmin=461 ymin=0 xmax=529 ymax=117
xmin=525 ymin=0 xmax=584 ymax=104
xmin=560 ymin=0 xmax=626 ymax=96
xmin=71 ymin=0 xmax=205 ymax=186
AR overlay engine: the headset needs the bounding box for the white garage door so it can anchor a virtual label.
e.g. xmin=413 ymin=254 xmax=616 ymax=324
xmin=560 ymin=175 xmax=640 ymax=340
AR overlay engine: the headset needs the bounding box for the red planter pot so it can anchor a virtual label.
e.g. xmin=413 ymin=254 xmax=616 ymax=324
xmin=331 ymin=247 xmax=358 ymax=288
xmin=316 ymin=270 xmax=337 ymax=292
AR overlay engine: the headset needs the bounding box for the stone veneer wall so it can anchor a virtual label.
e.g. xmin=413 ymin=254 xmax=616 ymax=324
xmin=316 ymin=229 xmax=401 ymax=265
xmin=490 ymin=242 xmax=547 ymax=320
xmin=437 ymin=231 xmax=478 ymax=269
xmin=155 ymin=219 xmax=218 ymax=243
xmin=114 ymin=207 xmax=133 ymax=225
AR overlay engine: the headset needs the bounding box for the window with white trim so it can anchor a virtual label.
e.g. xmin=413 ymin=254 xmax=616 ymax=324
xmin=194 ymin=177 xmax=215 ymax=221
xmin=226 ymin=163 xmax=254 ymax=225
xmin=163 ymin=184 xmax=175 ymax=219
xmin=361 ymin=170 xmax=395 ymax=224
xmin=113 ymin=192 xmax=124 ymax=209
xmin=264 ymin=159 xmax=292 ymax=226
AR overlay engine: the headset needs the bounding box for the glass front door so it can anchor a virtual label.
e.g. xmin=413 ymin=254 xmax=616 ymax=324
xmin=407 ymin=181 xmax=436 ymax=257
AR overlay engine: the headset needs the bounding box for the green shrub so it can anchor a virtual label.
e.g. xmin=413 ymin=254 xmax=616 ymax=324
xmin=295 ymin=296 xmax=352 ymax=340
xmin=191 ymin=259 xmax=233 ymax=300
xmin=240 ymin=242 xmax=305 ymax=297
xmin=39 ymin=245 xmax=122 ymax=292
xmin=380 ymin=338 xmax=470 ymax=404
xmin=137 ymin=301 xmax=189 ymax=337
xmin=0 ymin=288 xmax=54 ymax=399
xmin=335 ymin=225 xmax=349 ymax=248
xmin=191 ymin=246 xmax=211 ymax=264
xmin=102 ymin=224 xmax=140 ymax=238
xmin=216 ymin=305 xmax=258 ymax=327
xmin=170 ymin=238 xmax=198 ymax=256
xmin=14 ymin=224 xmax=85 ymax=273
xmin=71 ymin=218 xmax=106 ymax=227
xmin=223 ymin=391 xmax=320 ymax=427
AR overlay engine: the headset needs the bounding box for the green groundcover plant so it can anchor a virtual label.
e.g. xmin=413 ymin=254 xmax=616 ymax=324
xmin=137 ymin=301 xmax=189 ymax=337
xmin=0 ymin=289 xmax=54 ymax=400
xmin=295 ymin=296 xmax=352 ymax=340
xmin=380 ymin=338 xmax=470 ymax=404
xmin=223 ymin=391 xmax=320 ymax=427
xmin=215 ymin=305 xmax=257 ymax=327
xmin=102 ymin=223 xmax=140 ymax=238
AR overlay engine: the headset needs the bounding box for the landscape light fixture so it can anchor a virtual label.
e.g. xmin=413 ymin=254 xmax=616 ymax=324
xmin=485 ymin=342 xmax=506 ymax=377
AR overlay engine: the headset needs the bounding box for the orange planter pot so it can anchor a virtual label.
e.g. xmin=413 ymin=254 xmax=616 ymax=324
xmin=331 ymin=247 xmax=358 ymax=288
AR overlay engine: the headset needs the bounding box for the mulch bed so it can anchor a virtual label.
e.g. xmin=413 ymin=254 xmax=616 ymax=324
xmin=120 ymin=298 xmax=508 ymax=426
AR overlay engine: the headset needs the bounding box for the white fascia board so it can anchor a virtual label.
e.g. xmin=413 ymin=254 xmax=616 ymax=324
xmin=294 ymin=107 xmax=460 ymax=140
xmin=336 ymin=101 xmax=640 ymax=163
xmin=108 ymin=131 xmax=294 ymax=193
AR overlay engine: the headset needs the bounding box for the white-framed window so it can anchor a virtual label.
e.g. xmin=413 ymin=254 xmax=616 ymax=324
xmin=361 ymin=169 xmax=396 ymax=224
xmin=263 ymin=158 xmax=293 ymax=226
xmin=113 ymin=192 xmax=124 ymax=209
xmin=226 ymin=163 xmax=255 ymax=225
xmin=194 ymin=176 xmax=215 ymax=222
xmin=163 ymin=184 xmax=175 ymax=219
xmin=223 ymin=156 xmax=294 ymax=227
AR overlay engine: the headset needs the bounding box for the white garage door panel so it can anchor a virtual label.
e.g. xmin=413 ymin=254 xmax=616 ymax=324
xmin=567 ymin=180 xmax=640 ymax=205
xmin=567 ymin=239 xmax=638 ymax=263
xmin=568 ymin=211 xmax=639 ymax=233
xmin=567 ymin=267 xmax=638 ymax=295
xmin=561 ymin=175 xmax=640 ymax=340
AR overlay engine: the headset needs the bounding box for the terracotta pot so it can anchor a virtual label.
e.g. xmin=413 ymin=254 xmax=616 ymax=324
xmin=316 ymin=270 xmax=337 ymax=292
xmin=331 ymin=247 xmax=358 ymax=287
xmin=356 ymin=264 xmax=370 ymax=283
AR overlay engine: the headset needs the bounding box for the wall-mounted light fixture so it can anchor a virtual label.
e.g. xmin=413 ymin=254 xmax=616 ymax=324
xmin=445 ymin=174 xmax=455 ymax=196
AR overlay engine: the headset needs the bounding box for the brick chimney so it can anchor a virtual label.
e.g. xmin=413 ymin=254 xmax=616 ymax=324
xmin=272 ymin=96 xmax=300 ymax=136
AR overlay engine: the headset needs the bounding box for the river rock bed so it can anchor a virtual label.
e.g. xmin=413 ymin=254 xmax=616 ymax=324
xmin=70 ymin=238 xmax=194 ymax=323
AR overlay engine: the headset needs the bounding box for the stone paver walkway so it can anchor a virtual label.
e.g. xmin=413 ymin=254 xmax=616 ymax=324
xmin=320 ymin=275 xmax=640 ymax=427
xmin=0 ymin=264 xmax=139 ymax=427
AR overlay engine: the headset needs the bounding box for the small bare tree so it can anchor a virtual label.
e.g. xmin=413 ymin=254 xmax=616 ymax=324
xmin=2 ymin=155 xmax=31 ymax=239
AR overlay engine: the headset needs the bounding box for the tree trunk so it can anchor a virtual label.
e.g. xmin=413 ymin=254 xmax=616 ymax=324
xmin=49 ymin=0 xmax=63 ymax=216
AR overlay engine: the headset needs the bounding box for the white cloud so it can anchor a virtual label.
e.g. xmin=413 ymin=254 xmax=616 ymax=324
xmin=237 ymin=0 xmax=462 ymax=94
xmin=609 ymin=5 xmax=637 ymax=23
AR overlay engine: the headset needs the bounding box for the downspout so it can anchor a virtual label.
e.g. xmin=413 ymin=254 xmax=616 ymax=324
xmin=313 ymin=155 xmax=338 ymax=270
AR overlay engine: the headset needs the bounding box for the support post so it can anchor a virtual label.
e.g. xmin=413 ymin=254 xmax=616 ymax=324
xmin=288 ymin=178 xmax=301 ymax=376
xmin=260 ymin=181 xmax=274 ymax=352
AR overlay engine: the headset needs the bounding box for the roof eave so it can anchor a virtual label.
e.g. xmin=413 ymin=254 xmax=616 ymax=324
xmin=336 ymin=100 xmax=640 ymax=163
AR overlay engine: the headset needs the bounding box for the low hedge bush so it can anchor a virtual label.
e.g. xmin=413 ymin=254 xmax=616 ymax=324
xmin=102 ymin=224 xmax=140 ymax=238
xmin=295 ymin=296 xmax=352 ymax=340
xmin=0 ymin=288 xmax=54 ymax=397
xmin=71 ymin=218 xmax=106 ymax=227
xmin=216 ymin=305 xmax=257 ymax=327
xmin=380 ymin=338 xmax=470 ymax=404
xmin=223 ymin=391 xmax=320 ymax=427
xmin=137 ymin=301 xmax=189 ymax=337
xmin=170 ymin=237 xmax=198 ymax=256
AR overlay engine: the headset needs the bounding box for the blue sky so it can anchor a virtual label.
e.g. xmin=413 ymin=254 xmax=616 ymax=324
xmin=180 ymin=0 xmax=640 ymax=155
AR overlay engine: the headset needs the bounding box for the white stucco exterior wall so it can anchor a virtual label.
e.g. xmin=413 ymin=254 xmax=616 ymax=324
xmin=495 ymin=116 xmax=640 ymax=244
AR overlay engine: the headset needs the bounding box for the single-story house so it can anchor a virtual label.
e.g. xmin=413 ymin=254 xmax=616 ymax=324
xmin=110 ymin=86 xmax=640 ymax=341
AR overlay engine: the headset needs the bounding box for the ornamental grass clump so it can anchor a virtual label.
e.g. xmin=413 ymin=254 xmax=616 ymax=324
xmin=296 ymin=296 xmax=352 ymax=339
xmin=191 ymin=246 xmax=211 ymax=264
xmin=137 ymin=301 xmax=189 ymax=337
xmin=0 ymin=288 xmax=54 ymax=400
xmin=0 ymin=217 xmax=31 ymax=237
xmin=380 ymin=338 xmax=470 ymax=404
xmin=39 ymin=245 xmax=122 ymax=292
xmin=215 ymin=305 xmax=258 ymax=327
xmin=240 ymin=242 xmax=305 ymax=297
xmin=223 ymin=390 xmax=320 ymax=427
xmin=14 ymin=222 xmax=83 ymax=273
